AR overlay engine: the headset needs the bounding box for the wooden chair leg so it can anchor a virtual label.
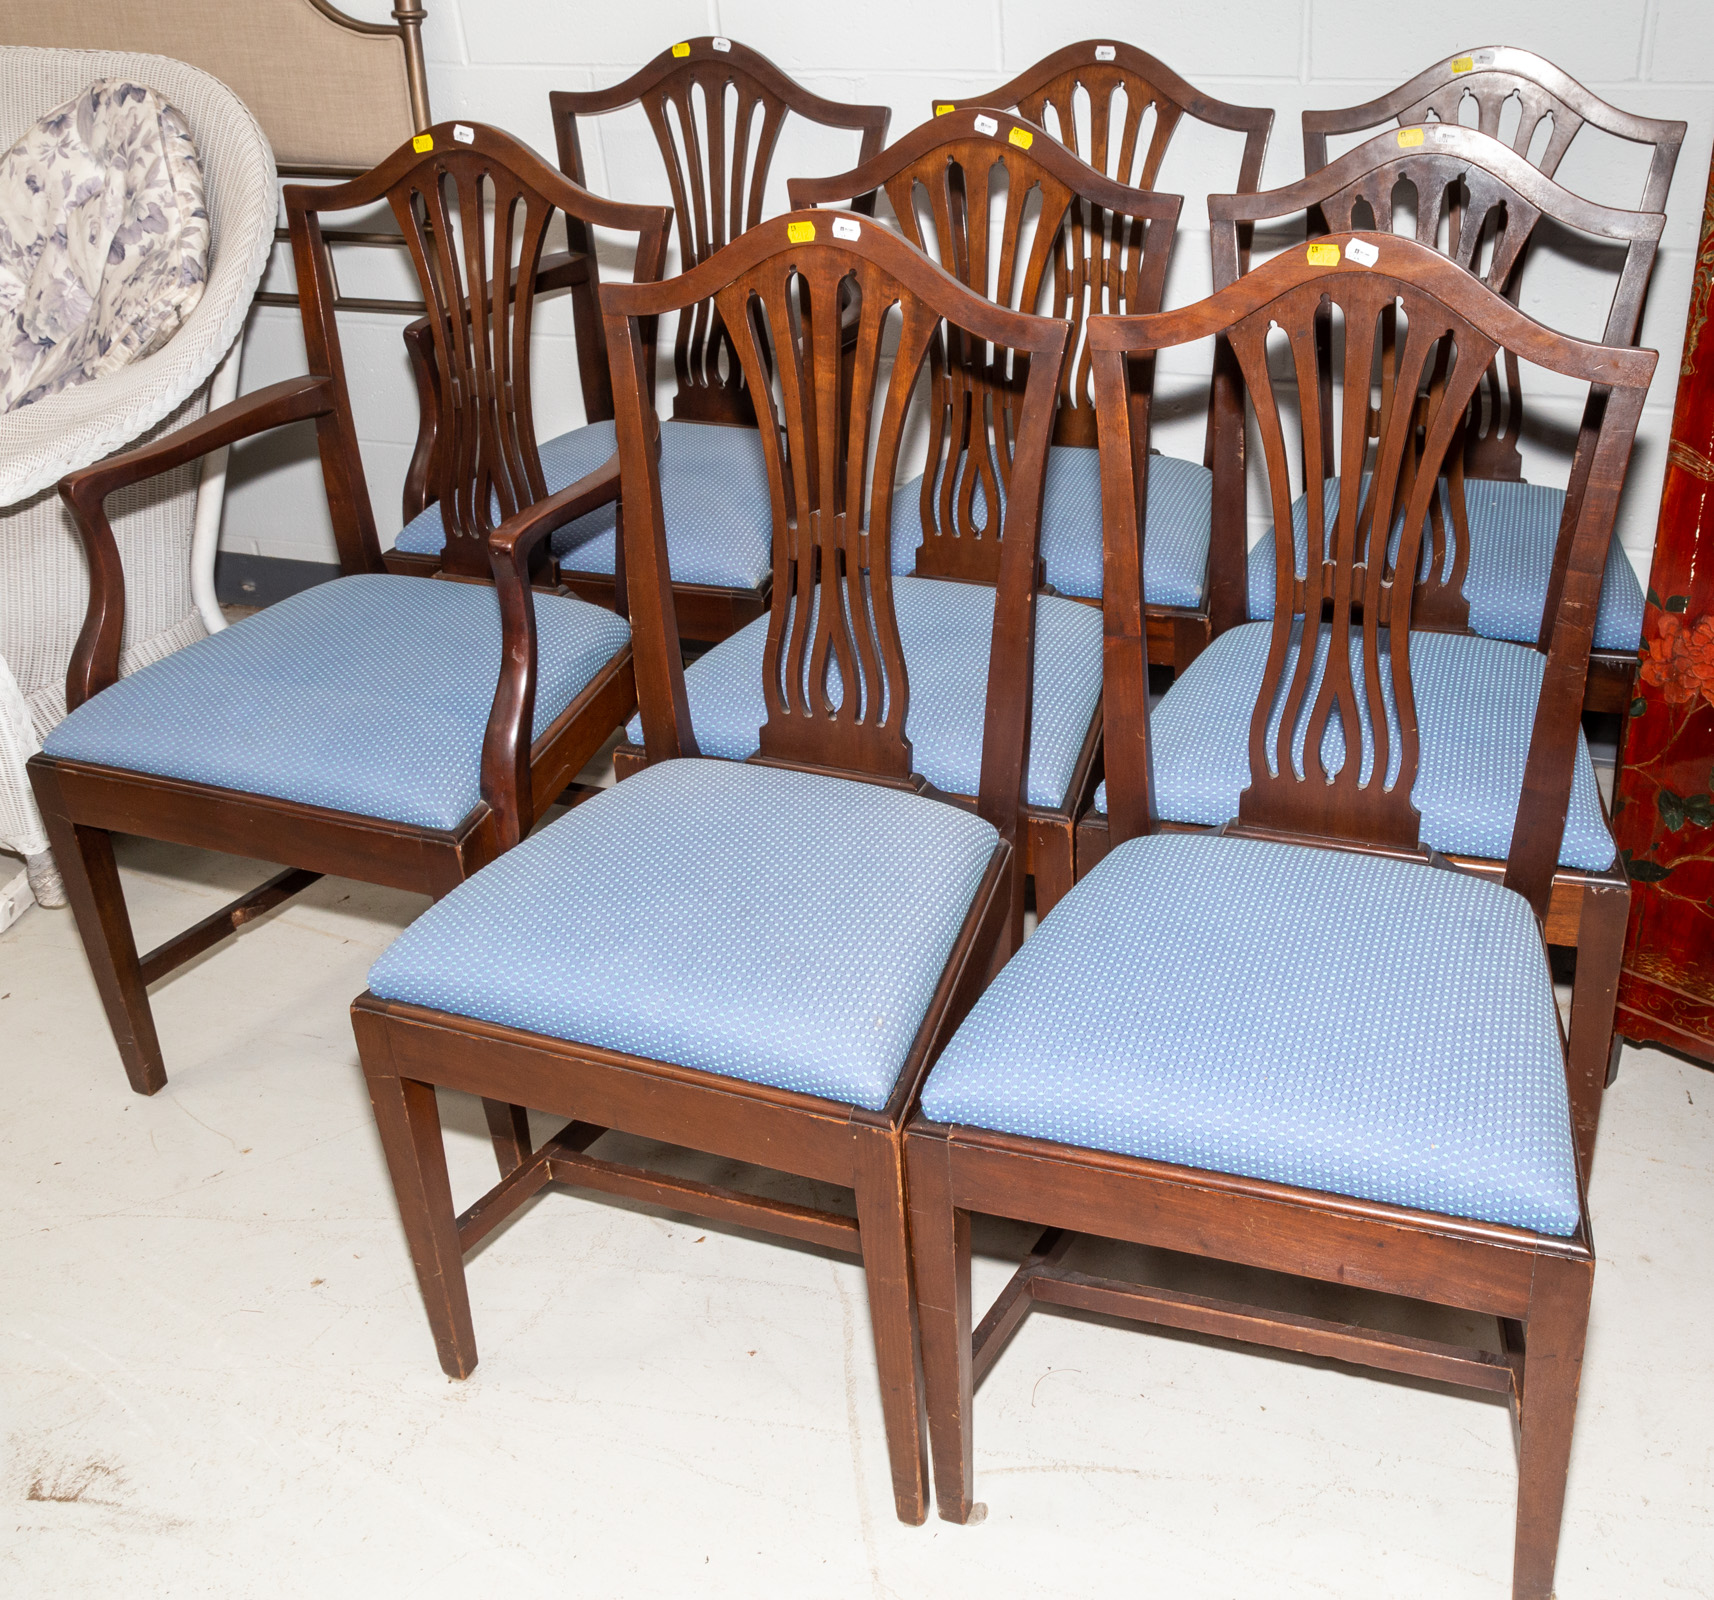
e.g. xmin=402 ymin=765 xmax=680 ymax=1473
xmin=352 ymin=1010 xmax=478 ymax=1379
xmin=1030 ymin=823 xmax=1076 ymax=919
xmin=852 ymin=1125 xmax=928 ymax=1525
xmin=31 ymin=773 xmax=165 ymax=1095
xmin=1565 ymin=881 xmax=1629 ymax=1182
xmin=1512 ymin=1253 xmax=1594 ymax=1600
xmin=905 ymin=1128 xmax=978 ymax=1524
xmin=481 ymin=1098 xmax=534 ymax=1177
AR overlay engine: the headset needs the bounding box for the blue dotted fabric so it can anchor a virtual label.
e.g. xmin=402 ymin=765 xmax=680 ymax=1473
xmin=1247 ymin=473 xmax=1645 ymax=651
xmin=393 ymin=418 xmax=775 ymax=592
xmin=43 ymin=573 xmax=632 ymax=831
xmin=921 ymin=832 xmax=1581 ymax=1236
xmin=368 ymin=758 xmax=1000 ymax=1110
xmin=623 ymin=574 xmax=1102 ymax=808
xmin=889 ymin=443 xmax=1212 ymax=606
xmin=1092 ymin=620 xmax=1615 ymax=871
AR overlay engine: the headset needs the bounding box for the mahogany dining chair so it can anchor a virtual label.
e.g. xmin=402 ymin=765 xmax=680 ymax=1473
xmin=907 ymin=233 xmax=1655 ymax=1598
xmin=348 ymin=210 xmax=1070 ymax=1524
xmin=28 ymin=127 xmax=666 ymax=1163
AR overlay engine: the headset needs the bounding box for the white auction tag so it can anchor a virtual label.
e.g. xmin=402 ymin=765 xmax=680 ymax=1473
xmin=973 ymin=113 xmax=998 ymax=137
xmin=1344 ymin=237 xmax=1380 ymax=267
xmin=832 ymin=216 xmax=861 ymax=241
xmin=712 ymin=36 xmax=731 ymax=51
xmin=1095 ymin=44 xmax=1116 ymax=61
xmin=453 ymin=123 xmax=475 ymax=145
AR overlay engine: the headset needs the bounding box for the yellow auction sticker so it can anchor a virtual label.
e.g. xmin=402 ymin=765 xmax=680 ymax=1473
xmin=1306 ymin=242 xmax=1341 ymax=265
xmin=412 ymin=133 xmax=433 ymax=153
xmin=935 ymin=103 xmax=955 ymax=116
xmin=1397 ymin=127 xmax=1426 ymax=147
xmin=787 ymin=220 xmax=816 ymax=243
xmin=1008 ymin=126 xmax=1034 ymax=149
xmin=1451 ymin=55 xmax=1474 ymax=73
xmin=672 ymin=41 xmax=690 ymax=57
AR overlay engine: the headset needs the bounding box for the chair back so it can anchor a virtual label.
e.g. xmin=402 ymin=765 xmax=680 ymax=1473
xmin=1089 ymin=235 xmax=1655 ymax=915
xmin=285 ymin=122 xmax=670 ymax=580
xmin=1303 ymin=48 xmax=1685 ymax=213
xmin=1208 ymin=126 xmax=1664 ymax=633
xmin=553 ymin=39 xmax=890 ymax=429
xmin=1304 ymin=48 xmax=1684 ymax=483
xmin=935 ymin=40 xmax=1272 ymax=200
xmin=603 ymin=211 xmax=1070 ymax=845
xmin=790 ymin=109 xmax=1179 ymax=578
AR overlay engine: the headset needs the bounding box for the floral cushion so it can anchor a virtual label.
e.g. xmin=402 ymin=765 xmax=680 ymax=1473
xmin=0 ymin=80 xmax=209 ymax=414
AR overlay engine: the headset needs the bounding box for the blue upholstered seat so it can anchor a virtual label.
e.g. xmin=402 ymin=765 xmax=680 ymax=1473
xmin=1091 ymin=620 xmax=1615 ymax=871
xmin=623 ymin=574 xmax=1103 ymax=808
xmin=1246 ymin=473 xmax=1645 ymax=651
xmin=368 ymin=758 xmax=1000 ymax=1110
xmin=392 ymin=418 xmax=774 ymax=591
xmin=921 ymin=832 xmax=1582 ymax=1235
xmin=890 ymin=443 xmax=1211 ymax=605
xmin=43 ymin=573 xmax=631 ymax=831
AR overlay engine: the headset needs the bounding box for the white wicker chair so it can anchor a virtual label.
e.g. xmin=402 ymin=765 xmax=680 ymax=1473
xmin=0 ymin=48 xmax=275 ymax=914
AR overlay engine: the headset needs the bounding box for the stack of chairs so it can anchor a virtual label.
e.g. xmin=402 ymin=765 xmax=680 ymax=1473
xmin=29 ymin=35 xmax=1685 ymax=1600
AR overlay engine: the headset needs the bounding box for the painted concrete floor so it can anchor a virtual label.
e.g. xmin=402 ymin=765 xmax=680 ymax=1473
xmin=3 ymin=821 xmax=1711 ymax=1598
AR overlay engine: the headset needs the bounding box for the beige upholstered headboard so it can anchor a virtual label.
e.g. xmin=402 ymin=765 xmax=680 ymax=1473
xmin=8 ymin=0 xmax=429 ymax=171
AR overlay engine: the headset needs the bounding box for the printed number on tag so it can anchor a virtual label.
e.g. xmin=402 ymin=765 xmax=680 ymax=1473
xmin=1344 ymin=238 xmax=1379 ymax=267
xmin=1306 ymin=242 xmax=1341 ymax=266
xmin=1095 ymin=44 xmax=1117 ymax=61
xmin=831 ymin=217 xmax=861 ymax=242
xmin=974 ymin=114 xmax=999 ymax=137
xmin=1397 ymin=127 xmax=1426 ymax=147
xmin=1008 ymin=126 xmax=1034 ymax=149
xmin=412 ymin=133 xmax=433 ymax=153
xmin=672 ymin=41 xmax=690 ymax=57
xmin=453 ymin=124 xmax=474 ymax=145
xmin=712 ymin=37 xmax=731 ymax=51
xmin=1451 ymin=55 xmax=1474 ymax=73
xmin=935 ymin=103 xmax=955 ymax=116
xmin=1472 ymin=50 xmax=1496 ymax=67
xmin=787 ymin=220 xmax=816 ymax=243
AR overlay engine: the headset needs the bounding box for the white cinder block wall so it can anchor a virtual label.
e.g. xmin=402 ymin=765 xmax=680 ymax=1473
xmin=220 ymin=0 xmax=1714 ymax=588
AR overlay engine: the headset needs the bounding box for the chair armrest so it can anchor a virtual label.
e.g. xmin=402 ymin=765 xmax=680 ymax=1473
xmin=58 ymin=376 xmax=339 ymax=713
xmin=479 ymin=453 xmax=625 ymax=847
xmin=59 ymin=376 xmax=338 ymax=513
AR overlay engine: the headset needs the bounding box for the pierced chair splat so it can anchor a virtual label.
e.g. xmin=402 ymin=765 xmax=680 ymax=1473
xmin=609 ymin=109 xmax=1180 ymax=915
xmin=1227 ymin=122 xmax=1665 ymax=709
xmin=418 ymin=35 xmax=890 ymax=643
xmin=350 ymin=212 xmax=1070 ymax=1526
xmin=907 ymin=237 xmax=1656 ymax=1600
xmin=935 ymin=40 xmax=1275 ymax=648
xmin=28 ymin=125 xmax=665 ymax=1141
